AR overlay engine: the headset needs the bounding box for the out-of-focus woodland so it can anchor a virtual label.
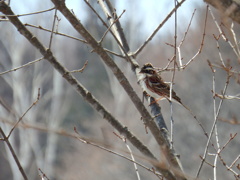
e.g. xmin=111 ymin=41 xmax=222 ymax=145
xmin=0 ymin=0 xmax=240 ymax=180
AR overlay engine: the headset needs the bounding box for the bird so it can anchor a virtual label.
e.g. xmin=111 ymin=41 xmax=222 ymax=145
xmin=138 ymin=62 xmax=199 ymax=120
xmin=138 ymin=63 xmax=182 ymax=104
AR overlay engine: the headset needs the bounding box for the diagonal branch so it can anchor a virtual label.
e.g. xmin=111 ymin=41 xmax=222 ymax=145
xmin=97 ymin=1 xmax=186 ymax=179
xmin=133 ymin=0 xmax=187 ymax=57
xmin=0 ymin=2 xmax=176 ymax=179
xmin=0 ymin=127 xmax=28 ymax=180
xmin=48 ymin=0 xmax=172 ymax=156
xmin=51 ymin=1 xmax=185 ymax=179
xmin=102 ymin=0 xmax=130 ymax=52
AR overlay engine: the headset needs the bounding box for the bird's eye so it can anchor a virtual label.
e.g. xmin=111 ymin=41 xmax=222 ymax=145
xmin=147 ymin=70 xmax=153 ymax=74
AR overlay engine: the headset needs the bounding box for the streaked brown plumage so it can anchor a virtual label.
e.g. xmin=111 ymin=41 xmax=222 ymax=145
xmin=139 ymin=63 xmax=198 ymax=120
xmin=139 ymin=63 xmax=182 ymax=104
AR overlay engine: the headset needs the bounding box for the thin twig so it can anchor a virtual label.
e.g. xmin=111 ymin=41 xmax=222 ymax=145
xmin=219 ymin=133 xmax=237 ymax=154
xmin=196 ymin=65 xmax=231 ymax=178
xmin=0 ymin=57 xmax=44 ymax=76
xmin=38 ymin=168 xmax=50 ymax=180
xmin=7 ymin=88 xmax=41 ymax=138
xmin=49 ymin=8 xmax=57 ymax=49
xmin=0 ymin=127 xmax=28 ymax=180
xmin=213 ymin=65 xmax=221 ymax=180
xmin=75 ymin=128 xmax=161 ymax=178
xmin=215 ymin=93 xmax=240 ymax=100
xmin=2 ymin=7 xmax=55 ymax=17
xmin=229 ymin=154 xmax=240 ymax=169
xmin=170 ymin=101 xmax=174 ymax=148
xmin=113 ymin=132 xmax=141 ymax=180
xmin=84 ymin=0 xmax=131 ymax=63
xmin=216 ymin=133 xmax=239 ymax=178
xmin=68 ymin=60 xmax=88 ymax=73
xmin=104 ymin=48 xmax=125 ymax=58
xmin=210 ymin=63 xmax=240 ymax=76
xmin=199 ymin=155 xmax=214 ymax=167
xmin=26 ymin=24 xmax=124 ymax=58
xmin=157 ymin=6 xmax=207 ymax=72
xmin=133 ymin=0 xmax=187 ymax=57
xmin=213 ymin=33 xmax=226 ymax=67
xmin=169 ymin=0 xmax=179 ymax=147
xmin=177 ymin=9 xmax=196 ymax=67
xmin=105 ymin=0 xmax=130 ymax=52
xmin=229 ymin=23 xmax=240 ymax=57
xmin=218 ymin=151 xmax=240 ymax=177
xmin=209 ymin=7 xmax=240 ymax=59
xmin=182 ymin=5 xmax=208 ymax=68
xmin=99 ymin=10 xmax=125 ymax=44
xmin=25 ymin=23 xmax=87 ymax=43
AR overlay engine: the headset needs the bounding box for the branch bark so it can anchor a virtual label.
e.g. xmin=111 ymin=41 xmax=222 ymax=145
xmin=0 ymin=1 xmax=189 ymax=179
xmin=0 ymin=1 xmax=177 ymax=179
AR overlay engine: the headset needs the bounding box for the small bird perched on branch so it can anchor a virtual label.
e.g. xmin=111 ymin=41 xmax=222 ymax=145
xmin=139 ymin=63 xmax=182 ymax=104
xmin=138 ymin=63 xmax=196 ymax=118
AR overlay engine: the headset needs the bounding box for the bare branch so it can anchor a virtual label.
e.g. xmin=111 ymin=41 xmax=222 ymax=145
xmin=182 ymin=5 xmax=208 ymax=68
xmin=209 ymin=7 xmax=240 ymax=59
xmin=49 ymin=8 xmax=58 ymax=49
xmin=196 ymin=65 xmax=231 ymax=178
xmin=0 ymin=2 xmax=177 ymax=179
xmin=177 ymin=9 xmax=196 ymax=67
xmin=7 ymin=88 xmax=40 ymax=138
xmin=99 ymin=9 xmax=126 ymax=44
xmin=2 ymin=7 xmax=55 ymax=17
xmin=38 ymin=168 xmax=50 ymax=180
xmin=74 ymin=128 xmax=163 ymax=179
xmin=25 ymin=23 xmax=87 ymax=43
xmin=133 ymin=0 xmax=187 ymax=57
xmin=68 ymin=60 xmax=88 ymax=73
xmin=0 ymin=127 xmax=28 ymax=180
xmin=0 ymin=57 xmax=44 ymax=76
xmin=83 ymin=0 xmax=132 ymax=62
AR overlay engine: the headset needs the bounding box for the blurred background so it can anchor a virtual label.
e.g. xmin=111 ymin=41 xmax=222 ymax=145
xmin=0 ymin=0 xmax=240 ymax=179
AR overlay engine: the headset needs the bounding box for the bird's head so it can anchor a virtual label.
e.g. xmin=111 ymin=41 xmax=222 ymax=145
xmin=139 ymin=63 xmax=156 ymax=76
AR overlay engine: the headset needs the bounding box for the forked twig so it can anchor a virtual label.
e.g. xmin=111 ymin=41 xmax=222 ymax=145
xmin=209 ymin=7 xmax=240 ymax=59
xmin=182 ymin=5 xmax=208 ymax=68
xmin=177 ymin=9 xmax=196 ymax=67
xmin=104 ymin=0 xmax=130 ymax=52
xmin=196 ymin=63 xmax=231 ymax=178
xmin=84 ymin=0 xmax=131 ymax=62
xmin=99 ymin=10 xmax=125 ymax=44
xmin=159 ymin=6 xmax=207 ymax=72
xmin=217 ymin=134 xmax=239 ymax=177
